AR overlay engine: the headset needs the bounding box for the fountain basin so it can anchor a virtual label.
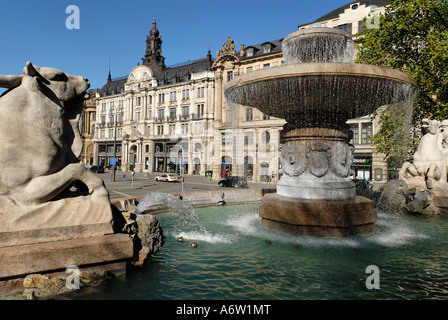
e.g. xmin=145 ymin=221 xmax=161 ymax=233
xmin=225 ymin=62 xmax=418 ymax=121
xmin=260 ymin=194 xmax=377 ymax=237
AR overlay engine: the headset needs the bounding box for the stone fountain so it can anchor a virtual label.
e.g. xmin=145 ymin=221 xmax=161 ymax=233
xmin=225 ymin=27 xmax=418 ymax=237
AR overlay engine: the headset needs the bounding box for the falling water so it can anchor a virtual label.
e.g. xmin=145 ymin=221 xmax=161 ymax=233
xmin=282 ymin=29 xmax=355 ymax=64
xmin=225 ymin=74 xmax=418 ymax=123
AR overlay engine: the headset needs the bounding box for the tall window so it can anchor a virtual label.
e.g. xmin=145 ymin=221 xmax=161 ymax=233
xmin=135 ymin=97 xmax=141 ymax=106
xmin=361 ymin=123 xmax=373 ymax=144
xmin=170 ymin=107 xmax=176 ymax=120
xmin=182 ymin=89 xmax=190 ymax=100
xmin=350 ymin=124 xmax=359 ymax=144
xmin=169 ymin=124 xmax=176 ymax=135
xmin=227 ymin=71 xmax=233 ymax=82
xmin=197 ymin=104 xmax=204 ymax=117
xmin=158 ymin=93 xmax=165 ymax=104
xmin=181 ymin=123 xmax=188 ymax=135
xmin=197 ymin=87 xmax=205 ymax=98
xmin=246 ymin=108 xmax=253 ymax=121
xmin=194 ymin=122 xmax=202 ymax=135
xmin=170 ymin=91 xmax=177 ymax=102
xmin=182 ymin=106 xmax=189 ymax=119
xmin=244 ymin=132 xmax=254 ymax=145
xmin=158 ymin=109 xmax=164 ymax=121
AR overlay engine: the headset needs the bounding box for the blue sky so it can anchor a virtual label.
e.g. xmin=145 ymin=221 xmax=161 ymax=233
xmin=0 ymin=0 xmax=351 ymax=91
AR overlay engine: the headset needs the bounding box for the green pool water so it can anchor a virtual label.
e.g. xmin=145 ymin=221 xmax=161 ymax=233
xmin=65 ymin=203 xmax=448 ymax=300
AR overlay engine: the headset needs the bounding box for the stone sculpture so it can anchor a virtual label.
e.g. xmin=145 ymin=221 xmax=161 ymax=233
xmin=0 ymin=62 xmax=164 ymax=298
xmin=0 ymin=62 xmax=114 ymax=246
xmin=381 ymin=118 xmax=448 ymax=215
xmin=399 ymin=118 xmax=448 ymax=191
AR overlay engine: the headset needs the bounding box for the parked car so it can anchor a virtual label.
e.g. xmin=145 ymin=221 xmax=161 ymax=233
xmin=89 ymin=165 xmax=105 ymax=173
xmin=155 ymin=174 xmax=179 ymax=182
xmin=218 ymin=176 xmax=248 ymax=188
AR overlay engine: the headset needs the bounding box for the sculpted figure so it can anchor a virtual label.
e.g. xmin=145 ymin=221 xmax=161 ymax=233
xmin=399 ymin=118 xmax=447 ymax=189
xmin=0 ymin=62 xmax=109 ymax=206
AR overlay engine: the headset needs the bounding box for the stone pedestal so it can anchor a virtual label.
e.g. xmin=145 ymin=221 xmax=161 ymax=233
xmin=0 ymin=195 xmax=114 ymax=247
xmin=277 ymin=125 xmax=356 ymax=200
xmin=260 ymin=193 xmax=377 ymax=237
xmin=0 ymin=234 xmax=134 ymax=296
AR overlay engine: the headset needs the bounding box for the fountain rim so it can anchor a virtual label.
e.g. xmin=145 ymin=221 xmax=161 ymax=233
xmin=224 ymin=62 xmax=418 ymax=94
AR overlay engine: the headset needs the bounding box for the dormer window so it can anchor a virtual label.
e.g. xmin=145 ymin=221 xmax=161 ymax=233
xmin=263 ymin=44 xmax=271 ymax=54
xmin=246 ymin=48 xmax=254 ymax=57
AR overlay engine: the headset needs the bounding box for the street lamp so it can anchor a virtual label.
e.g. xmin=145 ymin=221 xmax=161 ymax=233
xmin=112 ymin=103 xmax=123 ymax=182
xmin=176 ymin=144 xmax=185 ymax=193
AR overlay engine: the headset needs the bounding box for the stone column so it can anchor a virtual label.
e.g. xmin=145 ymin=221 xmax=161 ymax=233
xmin=214 ymin=70 xmax=223 ymax=123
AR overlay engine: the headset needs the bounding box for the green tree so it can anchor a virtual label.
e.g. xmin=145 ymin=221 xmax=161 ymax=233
xmin=356 ymin=0 xmax=448 ymax=166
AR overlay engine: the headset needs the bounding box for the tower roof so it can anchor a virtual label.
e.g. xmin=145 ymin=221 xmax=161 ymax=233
xmin=149 ymin=16 xmax=159 ymax=38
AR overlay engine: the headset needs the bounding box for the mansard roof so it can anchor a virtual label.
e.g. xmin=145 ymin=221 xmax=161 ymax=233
xmin=99 ymin=55 xmax=214 ymax=96
xmin=312 ymin=0 xmax=391 ymax=24
xmin=240 ymin=39 xmax=283 ymax=60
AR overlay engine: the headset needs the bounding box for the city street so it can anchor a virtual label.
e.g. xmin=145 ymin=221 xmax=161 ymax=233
xmin=98 ymin=170 xmax=275 ymax=200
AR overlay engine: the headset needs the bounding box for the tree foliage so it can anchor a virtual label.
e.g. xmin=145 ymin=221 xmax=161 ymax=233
xmin=356 ymin=0 xmax=448 ymax=166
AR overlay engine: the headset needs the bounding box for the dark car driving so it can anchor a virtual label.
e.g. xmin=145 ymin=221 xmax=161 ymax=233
xmin=89 ymin=165 xmax=105 ymax=173
xmin=218 ymin=176 xmax=248 ymax=188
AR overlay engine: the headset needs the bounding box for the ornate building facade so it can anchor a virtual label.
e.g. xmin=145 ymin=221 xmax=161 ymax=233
xmin=211 ymin=36 xmax=285 ymax=183
xmin=93 ymin=18 xmax=215 ymax=175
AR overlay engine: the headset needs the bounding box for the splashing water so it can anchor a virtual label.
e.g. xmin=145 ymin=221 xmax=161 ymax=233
xmin=224 ymin=208 xmax=428 ymax=249
xmin=136 ymin=192 xmax=234 ymax=244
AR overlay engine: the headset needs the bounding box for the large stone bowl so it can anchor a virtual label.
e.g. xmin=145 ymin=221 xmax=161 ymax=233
xmin=224 ymin=62 xmax=418 ymax=125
